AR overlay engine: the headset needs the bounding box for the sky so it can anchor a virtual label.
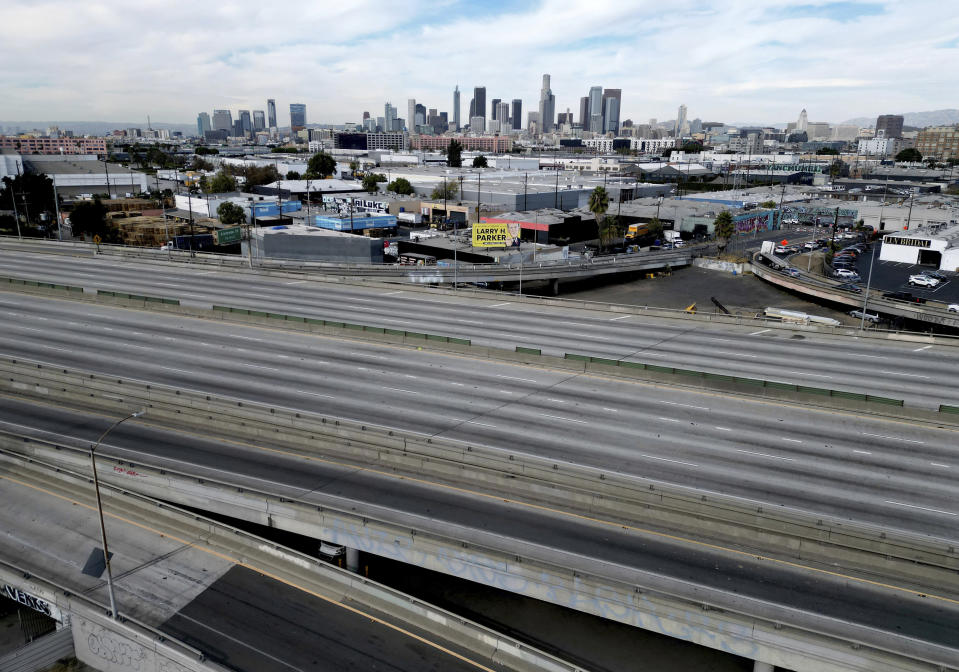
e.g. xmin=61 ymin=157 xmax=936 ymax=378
xmin=1 ymin=0 xmax=958 ymax=128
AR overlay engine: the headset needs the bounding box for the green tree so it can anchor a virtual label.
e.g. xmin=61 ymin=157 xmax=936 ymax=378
xmin=349 ymin=160 xmax=359 ymax=176
xmin=208 ymin=170 xmax=238 ymax=193
xmin=447 ymin=139 xmax=463 ymax=168
xmin=816 ymin=147 xmax=839 ymax=155
xmin=681 ymin=141 xmax=703 ymax=153
xmin=387 ymin=177 xmax=415 ymax=195
xmin=1 ymin=173 xmax=56 ymax=226
xmin=713 ymin=210 xmax=735 ymax=247
xmin=829 ymin=159 xmax=849 ymax=178
xmin=217 ymin=201 xmax=247 ymax=226
xmin=195 ymin=146 xmax=219 ymax=155
xmin=598 ymin=215 xmax=622 ymax=252
xmin=895 ymin=147 xmax=922 ymax=162
xmin=472 ymin=155 xmax=488 ymax=168
xmin=362 ymin=173 xmax=382 ymax=193
xmin=192 ymin=156 xmax=214 ymax=171
xmin=430 ymin=180 xmax=459 ymax=200
xmin=240 ymin=165 xmax=280 ymax=191
xmin=68 ymin=197 xmax=109 ymax=239
xmin=305 ymin=151 xmax=336 ymax=179
xmin=647 ymin=217 xmax=664 ymax=240
xmin=588 ymin=186 xmax=609 ymax=223
xmin=286 ymin=170 xmax=301 ymax=180
xmin=760 ymin=200 xmax=777 ymax=209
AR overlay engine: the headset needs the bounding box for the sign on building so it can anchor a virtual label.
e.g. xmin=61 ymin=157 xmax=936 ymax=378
xmin=474 ymin=219 xmax=520 ymax=248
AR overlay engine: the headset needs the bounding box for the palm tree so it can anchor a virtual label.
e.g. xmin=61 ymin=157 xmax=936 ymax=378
xmin=598 ymin=215 xmax=622 ymax=253
xmin=588 ymin=186 xmax=609 ymax=248
xmin=713 ymin=210 xmax=735 ymax=251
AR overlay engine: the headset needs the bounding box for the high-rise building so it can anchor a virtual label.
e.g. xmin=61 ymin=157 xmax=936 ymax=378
xmin=473 ymin=86 xmax=486 ymax=119
xmin=579 ymin=97 xmax=589 ymax=129
xmin=602 ymin=89 xmax=621 ymax=134
xmin=196 ymin=112 xmax=211 ymax=137
xmin=239 ymin=110 xmax=252 ymax=135
xmin=915 ymin=124 xmax=959 ymax=160
xmin=384 ymin=103 xmax=397 ymax=132
xmin=267 ymin=99 xmax=277 ymax=128
xmin=362 ymin=111 xmax=370 ymax=121
xmin=453 ymin=85 xmax=461 ymax=131
xmin=470 ymin=116 xmax=485 ymax=133
xmin=588 ymin=86 xmax=603 ymax=133
xmin=490 ymin=98 xmax=501 ymax=121
xmin=538 ymin=74 xmax=556 ymax=133
xmin=415 ymin=103 xmax=426 ymax=127
xmin=290 ymin=103 xmax=307 ymax=132
xmin=253 ymin=110 xmax=266 ymax=131
xmin=876 ymin=114 xmax=904 ymax=139
xmin=496 ymin=101 xmax=510 ymax=129
xmin=527 ymin=111 xmax=541 ymax=135
xmin=212 ymin=109 xmax=233 ymax=133
xmin=557 ymin=111 xmax=572 ymax=126
xmin=511 ymin=99 xmax=522 ymax=130
xmin=675 ymin=104 xmax=688 ymax=137
xmin=407 ymin=99 xmax=417 ymax=132
xmin=797 ymin=108 xmax=808 ymax=132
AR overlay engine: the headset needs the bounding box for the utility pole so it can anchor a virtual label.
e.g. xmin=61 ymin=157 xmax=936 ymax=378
xmin=523 ymin=172 xmax=528 ymax=210
xmin=52 ymin=179 xmax=62 ymax=241
xmin=554 ymin=169 xmax=559 ymax=208
xmin=187 ymin=185 xmax=195 ymax=258
xmin=829 ymin=206 xmax=839 ymax=251
xmin=8 ymin=175 xmax=22 ymax=240
xmin=103 ymin=157 xmax=112 ymax=199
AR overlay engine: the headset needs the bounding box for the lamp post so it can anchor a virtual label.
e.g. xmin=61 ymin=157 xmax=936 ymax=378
xmin=90 ymin=410 xmax=144 ymax=620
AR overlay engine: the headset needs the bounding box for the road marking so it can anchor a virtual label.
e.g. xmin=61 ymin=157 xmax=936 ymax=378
xmin=383 ymin=386 xmax=419 ymax=395
xmin=931 ymin=463 xmax=951 ymax=468
xmin=240 ymin=364 xmax=280 ymax=372
xmin=913 ymin=345 xmax=933 ymax=352
xmin=285 ymin=280 xmax=307 ymax=285
xmin=456 ymin=319 xmax=483 ymax=324
xmin=465 ymin=420 xmax=497 ymax=428
xmin=159 ymin=366 xmax=194 ymax=375
xmin=404 ymin=374 xmax=418 ymax=379
xmin=539 ymin=413 xmax=587 ymax=424
xmin=657 ymin=417 xmax=682 ymax=423
xmin=231 ymin=335 xmax=264 ymax=342
xmin=489 ymin=302 xmax=511 ymax=308
xmin=848 ymin=353 xmax=884 ymax=359
xmin=879 ymin=370 xmax=930 ymax=379
xmin=450 ymin=382 xmax=465 ymax=386
xmin=781 ymin=438 xmax=803 ymax=443
xmin=885 ymin=501 xmax=956 ymax=516
xmin=786 ymin=371 xmax=834 ymax=379
xmin=497 ymin=375 xmax=539 ymax=383
xmin=714 ymin=426 xmax=731 ymax=431
xmin=609 ymin=315 xmax=631 ymax=321
xmin=295 ymin=390 xmax=335 ymax=399
xmin=658 ymin=400 xmax=709 ymax=411
xmin=853 ymin=450 xmax=872 ymax=455
xmin=736 ymin=449 xmax=795 ymax=461
xmin=862 ymin=432 xmax=924 ymax=444
xmin=639 ymin=454 xmax=699 ymax=467
xmin=547 ymin=398 xmax=566 ymax=403
xmin=603 ymin=407 xmax=618 ymax=412
xmin=383 ymin=290 xmax=404 ymax=296
xmin=749 ymin=328 xmax=771 ymax=336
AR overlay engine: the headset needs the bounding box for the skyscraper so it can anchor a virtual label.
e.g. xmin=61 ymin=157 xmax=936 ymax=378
xmin=876 ymin=114 xmax=904 ymax=139
xmin=267 ymin=99 xmax=277 ymax=128
xmin=415 ymin=103 xmax=426 ymax=127
xmin=602 ymin=89 xmax=621 ymax=134
xmin=290 ymin=103 xmax=307 ymax=132
xmin=511 ymin=99 xmax=522 ymax=130
xmin=496 ymin=101 xmax=510 ymax=129
xmin=408 ymin=99 xmax=417 ymax=132
xmin=579 ymin=97 xmax=589 ymax=130
xmin=453 ymin=85 xmax=461 ymax=131
xmin=538 ymin=74 xmax=556 ymax=133
xmin=239 ymin=110 xmax=252 ymax=135
xmin=384 ymin=102 xmax=397 ymax=132
xmin=196 ymin=112 xmax=211 ymax=137
xmin=212 ymin=109 xmax=233 ymax=133
xmin=491 ymin=98 xmax=501 ymax=120
xmin=588 ymin=86 xmax=603 ymax=133
xmin=473 ymin=86 xmax=486 ymax=119
xmin=674 ymin=104 xmax=688 ymax=137
xmin=797 ymin=108 xmax=808 ymax=132
xmin=253 ymin=110 xmax=266 ymax=131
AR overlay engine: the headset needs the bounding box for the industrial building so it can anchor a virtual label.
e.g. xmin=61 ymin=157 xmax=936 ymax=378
xmin=245 ymin=223 xmax=385 ymax=263
xmin=879 ymin=222 xmax=959 ymax=270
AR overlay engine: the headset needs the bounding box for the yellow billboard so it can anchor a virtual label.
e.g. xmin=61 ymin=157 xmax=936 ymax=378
xmin=473 ymin=219 xmax=520 ymax=248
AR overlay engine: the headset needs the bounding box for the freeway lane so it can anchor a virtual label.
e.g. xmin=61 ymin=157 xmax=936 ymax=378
xmin=2 ymin=397 xmax=958 ymax=656
xmin=1 ymin=293 xmax=956 ymax=539
xmin=2 ymin=249 xmax=959 ymax=406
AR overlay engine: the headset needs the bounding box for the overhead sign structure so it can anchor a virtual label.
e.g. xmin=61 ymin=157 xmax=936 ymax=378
xmin=214 ymin=226 xmax=243 ymax=245
xmin=473 ymin=219 xmax=520 ymax=248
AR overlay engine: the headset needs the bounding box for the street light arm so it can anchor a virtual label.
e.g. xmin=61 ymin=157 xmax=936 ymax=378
xmin=92 ymin=410 xmax=143 ymax=452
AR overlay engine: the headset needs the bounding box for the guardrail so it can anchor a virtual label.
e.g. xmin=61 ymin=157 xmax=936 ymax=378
xmin=0 ymin=448 xmax=584 ymax=672
xmin=4 ymin=427 xmax=955 ymax=672
xmin=2 ymin=354 xmax=955 ymax=584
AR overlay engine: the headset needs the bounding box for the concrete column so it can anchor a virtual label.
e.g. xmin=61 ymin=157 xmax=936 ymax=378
xmin=345 ymin=547 xmax=360 ymax=573
xmin=753 ymin=661 xmax=774 ymax=672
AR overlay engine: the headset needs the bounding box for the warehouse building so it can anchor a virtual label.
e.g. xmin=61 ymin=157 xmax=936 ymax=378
xmin=879 ymin=222 xmax=959 ymax=271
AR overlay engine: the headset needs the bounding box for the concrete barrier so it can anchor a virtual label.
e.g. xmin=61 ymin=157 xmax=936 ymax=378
xmin=0 ymin=448 xmax=586 ymax=672
xmin=5 ymin=439 xmax=954 ymax=672
xmin=1 ymin=356 xmax=955 ymax=589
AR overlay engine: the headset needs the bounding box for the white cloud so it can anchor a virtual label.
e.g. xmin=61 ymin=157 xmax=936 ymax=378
xmin=0 ymin=0 xmax=957 ymax=126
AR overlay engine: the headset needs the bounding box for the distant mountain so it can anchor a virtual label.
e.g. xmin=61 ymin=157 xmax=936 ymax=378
xmin=0 ymin=120 xmax=196 ymax=136
xmin=840 ymin=109 xmax=959 ymax=128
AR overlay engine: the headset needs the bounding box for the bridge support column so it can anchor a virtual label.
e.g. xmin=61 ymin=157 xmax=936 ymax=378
xmin=549 ymin=278 xmax=560 ymax=295
xmin=345 ymin=547 xmax=360 ymax=573
xmin=752 ymin=661 xmax=774 ymax=672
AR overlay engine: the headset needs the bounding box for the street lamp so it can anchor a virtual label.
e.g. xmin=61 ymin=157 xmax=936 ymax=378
xmin=90 ymin=410 xmax=144 ymax=620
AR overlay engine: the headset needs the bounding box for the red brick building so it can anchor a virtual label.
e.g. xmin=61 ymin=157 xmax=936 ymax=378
xmin=0 ymin=136 xmax=107 ymax=155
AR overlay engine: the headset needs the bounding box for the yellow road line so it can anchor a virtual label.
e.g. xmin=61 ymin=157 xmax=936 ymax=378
xmin=0 ymin=473 xmax=499 ymax=672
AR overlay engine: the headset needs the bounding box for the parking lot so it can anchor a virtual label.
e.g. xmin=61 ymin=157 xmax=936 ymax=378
xmin=849 ymin=243 xmax=959 ymax=308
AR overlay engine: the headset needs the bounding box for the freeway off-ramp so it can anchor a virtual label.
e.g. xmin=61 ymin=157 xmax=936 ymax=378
xmin=2 ymin=396 xmax=957 ymax=659
xmin=0 ymin=293 xmax=955 ymax=539
xmin=1 ymin=247 xmax=958 ymax=407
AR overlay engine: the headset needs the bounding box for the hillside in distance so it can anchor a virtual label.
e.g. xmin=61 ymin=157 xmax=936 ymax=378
xmin=841 ymin=109 xmax=959 ymax=128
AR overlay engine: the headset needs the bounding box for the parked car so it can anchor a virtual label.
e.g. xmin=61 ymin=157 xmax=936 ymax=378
xmin=837 ymin=282 xmax=862 ymax=293
xmin=834 ymin=269 xmax=860 ymax=280
xmin=849 ymin=309 xmax=880 ymax=323
xmin=921 ymin=270 xmax=947 ymax=281
xmin=909 ymin=274 xmax=940 ymax=288
xmin=803 ymin=241 xmax=817 ymax=250
xmin=784 ymin=267 xmax=801 ymax=277
xmin=948 ymin=304 xmax=959 ymax=313
xmin=774 ymin=245 xmax=789 ymax=254
xmin=883 ymin=291 xmax=926 ymax=304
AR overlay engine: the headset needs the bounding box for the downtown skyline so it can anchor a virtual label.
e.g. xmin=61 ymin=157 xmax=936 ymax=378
xmin=2 ymin=0 xmax=958 ymax=127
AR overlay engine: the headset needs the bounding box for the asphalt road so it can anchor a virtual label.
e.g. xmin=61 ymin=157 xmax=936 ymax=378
xmin=1 ymin=247 xmax=958 ymax=407
xmin=2 ymin=396 xmax=957 ymax=654
xmin=1 ymin=294 xmax=956 ymax=541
